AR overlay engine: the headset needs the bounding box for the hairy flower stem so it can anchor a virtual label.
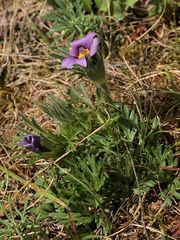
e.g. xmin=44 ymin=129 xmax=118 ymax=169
xmin=99 ymin=82 xmax=113 ymax=104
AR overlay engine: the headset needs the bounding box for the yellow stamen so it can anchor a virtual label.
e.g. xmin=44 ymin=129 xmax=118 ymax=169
xmin=78 ymin=48 xmax=90 ymax=59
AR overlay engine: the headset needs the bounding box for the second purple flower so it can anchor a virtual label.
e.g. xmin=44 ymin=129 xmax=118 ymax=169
xmin=18 ymin=134 xmax=50 ymax=153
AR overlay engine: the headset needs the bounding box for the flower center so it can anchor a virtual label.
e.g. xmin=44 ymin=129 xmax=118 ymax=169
xmin=78 ymin=48 xmax=90 ymax=59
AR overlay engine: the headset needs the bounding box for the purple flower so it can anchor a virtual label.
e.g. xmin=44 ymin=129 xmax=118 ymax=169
xmin=18 ymin=134 xmax=50 ymax=153
xmin=62 ymin=32 xmax=100 ymax=69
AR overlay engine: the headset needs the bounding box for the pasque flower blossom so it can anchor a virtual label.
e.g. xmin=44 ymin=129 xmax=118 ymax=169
xmin=62 ymin=32 xmax=99 ymax=69
xmin=18 ymin=134 xmax=50 ymax=153
xmin=62 ymin=32 xmax=113 ymax=103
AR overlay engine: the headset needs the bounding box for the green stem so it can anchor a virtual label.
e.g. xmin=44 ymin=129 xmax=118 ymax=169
xmin=99 ymin=82 xmax=113 ymax=104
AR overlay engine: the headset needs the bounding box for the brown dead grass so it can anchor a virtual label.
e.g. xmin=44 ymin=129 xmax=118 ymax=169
xmin=0 ymin=0 xmax=179 ymax=239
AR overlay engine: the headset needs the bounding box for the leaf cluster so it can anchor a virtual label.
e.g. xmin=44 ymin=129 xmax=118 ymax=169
xmin=19 ymin=84 xmax=178 ymax=237
xmin=43 ymin=0 xmax=103 ymax=42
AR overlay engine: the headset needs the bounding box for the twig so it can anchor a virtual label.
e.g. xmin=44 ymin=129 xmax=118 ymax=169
xmin=131 ymin=223 xmax=176 ymax=240
xmin=160 ymin=166 xmax=180 ymax=171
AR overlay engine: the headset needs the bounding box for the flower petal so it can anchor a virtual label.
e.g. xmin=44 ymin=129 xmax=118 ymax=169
xmin=70 ymin=32 xmax=97 ymax=56
xmin=70 ymin=38 xmax=87 ymax=56
xmin=90 ymin=37 xmax=100 ymax=56
xmin=84 ymin=32 xmax=97 ymax=49
xmin=75 ymin=57 xmax=87 ymax=67
xmin=32 ymin=135 xmax=41 ymax=147
xmin=61 ymin=56 xmax=76 ymax=69
xmin=18 ymin=140 xmax=30 ymax=147
xmin=69 ymin=44 xmax=79 ymax=57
